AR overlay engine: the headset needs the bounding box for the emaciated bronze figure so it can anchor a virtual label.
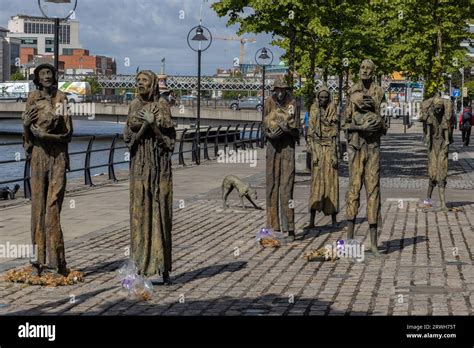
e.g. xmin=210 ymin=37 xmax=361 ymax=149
xmin=263 ymin=76 xmax=299 ymax=241
xmin=420 ymin=97 xmax=453 ymax=211
xmin=306 ymin=85 xmax=339 ymax=228
xmin=123 ymin=70 xmax=176 ymax=285
xmin=342 ymin=59 xmax=387 ymax=257
xmin=22 ymin=64 xmax=73 ymax=276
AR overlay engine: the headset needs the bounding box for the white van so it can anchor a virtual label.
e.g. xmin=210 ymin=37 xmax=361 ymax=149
xmin=0 ymin=81 xmax=34 ymax=102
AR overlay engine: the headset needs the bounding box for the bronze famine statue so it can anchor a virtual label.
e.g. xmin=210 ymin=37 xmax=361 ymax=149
xmin=342 ymin=59 xmax=387 ymax=257
xmin=123 ymin=70 xmax=176 ymax=285
xmin=22 ymin=64 xmax=73 ymax=276
xmin=263 ymin=75 xmax=299 ymax=241
xmin=420 ymin=96 xmax=453 ymax=211
xmin=306 ymin=85 xmax=339 ymax=229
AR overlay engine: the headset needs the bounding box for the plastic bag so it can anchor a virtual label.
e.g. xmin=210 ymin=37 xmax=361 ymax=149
xmin=117 ymin=260 xmax=154 ymax=301
xmin=131 ymin=277 xmax=154 ymax=301
xmin=256 ymin=228 xmax=281 ymax=248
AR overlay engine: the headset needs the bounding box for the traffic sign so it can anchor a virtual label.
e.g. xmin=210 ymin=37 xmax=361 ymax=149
xmin=452 ymin=88 xmax=460 ymax=98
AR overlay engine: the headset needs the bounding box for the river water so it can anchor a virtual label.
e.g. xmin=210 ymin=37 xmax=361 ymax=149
xmin=1 ymin=118 xmax=254 ymax=186
xmin=1 ymin=119 xmax=136 ymax=185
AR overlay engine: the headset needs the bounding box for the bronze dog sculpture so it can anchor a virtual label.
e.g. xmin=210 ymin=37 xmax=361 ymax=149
xmin=221 ymin=175 xmax=261 ymax=210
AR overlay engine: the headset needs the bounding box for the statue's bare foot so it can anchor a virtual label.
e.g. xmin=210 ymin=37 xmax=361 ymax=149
xmin=287 ymin=231 xmax=296 ymax=242
xmin=371 ymin=245 xmax=381 ymax=257
xmin=163 ymin=272 xmax=172 ymax=285
xmin=57 ymin=266 xmax=69 ymax=277
xmin=30 ymin=261 xmax=42 ymax=276
xmin=303 ymin=224 xmax=315 ymax=230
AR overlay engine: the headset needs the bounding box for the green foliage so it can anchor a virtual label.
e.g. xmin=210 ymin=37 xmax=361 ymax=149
xmin=83 ymin=76 xmax=102 ymax=95
xmin=384 ymin=0 xmax=473 ymax=98
xmin=212 ymin=0 xmax=474 ymax=102
xmin=465 ymin=80 xmax=474 ymax=102
xmin=10 ymin=70 xmax=26 ymax=81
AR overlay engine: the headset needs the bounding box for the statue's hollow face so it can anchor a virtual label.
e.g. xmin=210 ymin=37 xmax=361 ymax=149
xmin=434 ymin=104 xmax=445 ymax=116
xmin=274 ymin=87 xmax=287 ymax=102
xmin=137 ymin=74 xmax=153 ymax=95
xmin=318 ymin=91 xmax=330 ymax=108
xmin=359 ymin=61 xmax=374 ymax=81
xmin=38 ymin=68 xmax=54 ymax=89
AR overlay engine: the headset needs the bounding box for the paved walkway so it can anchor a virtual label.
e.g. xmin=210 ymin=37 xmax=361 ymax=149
xmin=0 ymin=123 xmax=473 ymax=316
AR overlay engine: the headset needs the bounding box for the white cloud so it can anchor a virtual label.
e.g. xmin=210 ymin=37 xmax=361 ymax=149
xmin=0 ymin=0 xmax=284 ymax=75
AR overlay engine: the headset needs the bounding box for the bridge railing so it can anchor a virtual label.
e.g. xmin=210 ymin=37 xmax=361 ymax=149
xmin=85 ymin=95 xmax=257 ymax=109
xmin=0 ymin=122 xmax=264 ymax=199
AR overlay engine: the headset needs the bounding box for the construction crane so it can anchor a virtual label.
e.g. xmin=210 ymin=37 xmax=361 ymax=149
xmin=214 ymin=36 xmax=257 ymax=65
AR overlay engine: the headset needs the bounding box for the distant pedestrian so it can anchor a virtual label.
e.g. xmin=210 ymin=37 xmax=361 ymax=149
xmin=303 ymin=110 xmax=309 ymax=141
xmin=459 ymin=106 xmax=473 ymax=146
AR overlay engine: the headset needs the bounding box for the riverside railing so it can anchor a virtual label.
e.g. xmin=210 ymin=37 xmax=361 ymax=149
xmin=0 ymin=122 xmax=264 ymax=199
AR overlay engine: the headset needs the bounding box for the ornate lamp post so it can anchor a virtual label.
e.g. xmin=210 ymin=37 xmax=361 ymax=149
xmin=187 ymin=24 xmax=212 ymax=165
xmin=255 ymin=47 xmax=273 ymax=122
xmin=38 ymin=0 xmax=78 ymax=74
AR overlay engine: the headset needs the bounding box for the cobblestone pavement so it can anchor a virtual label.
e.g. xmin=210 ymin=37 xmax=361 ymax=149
xmin=0 ymin=123 xmax=473 ymax=316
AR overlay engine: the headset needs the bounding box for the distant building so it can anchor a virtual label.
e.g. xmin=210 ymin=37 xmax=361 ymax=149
xmin=239 ymin=62 xmax=289 ymax=77
xmin=265 ymin=61 xmax=289 ymax=76
xmin=461 ymin=23 xmax=473 ymax=59
xmin=238 ymin=63 xmax=259 ymax=76
xmin=20 ymin=47 xmax=36 ymax=66
xmin=215 ymin=68 xmax=238 ymax=77
xmin=60 ymin=48 xmax=116 ymax=75
xmin=7 ymin=14 xmax=81 ymax=55
xmin=6 ymin=37 xmax=21 ymax=75
xmin=0 ymin=26 xmax=20 ymax=81
xmin=27 ymin=55 xmax=65 ymax=76
xmin=20 ymin=47 xmax=116 ymax=76
xmin=0 ymin=26 xmax=10 ymax=81
xmin=20 ymin=47 xmax=116 ymax=78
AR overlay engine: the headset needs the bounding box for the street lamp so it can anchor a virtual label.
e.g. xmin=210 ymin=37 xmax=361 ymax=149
xmin=459 ymin=67 xmax=465 ymax=112
xmin=255 ymin=47 xmax=273 ymax=122
xmin=187 ymin=24 xmax=212 ymax=165
xmin=24 ymin=57 xmax=39 ymax=80
xmin=38 ymin=0 xmax=78 ymax=75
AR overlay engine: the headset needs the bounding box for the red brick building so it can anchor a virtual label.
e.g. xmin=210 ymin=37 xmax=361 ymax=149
xmin=21 ymin=47 xmax=116 ymax=75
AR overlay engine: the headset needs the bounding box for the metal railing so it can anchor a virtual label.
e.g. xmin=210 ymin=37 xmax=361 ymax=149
xmin=0 ymin=122 xmax=264 ymax=199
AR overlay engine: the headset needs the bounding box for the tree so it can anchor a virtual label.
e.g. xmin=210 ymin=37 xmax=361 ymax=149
xmin=83 ymin=76 xmax=102 ymax=95
xmin=11 ymin=70 xmax=26 ymax=81
xmin=387 ymin=0 xmax=473 ymax=98
xmin=213 ymin=0 xmax=474 ymax=102
xmin=212 ymin=0 xmax=394 ymax=109
xmin=213 ymin=0 xmax=320 ymax=86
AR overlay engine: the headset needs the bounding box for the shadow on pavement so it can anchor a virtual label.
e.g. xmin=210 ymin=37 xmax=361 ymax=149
xmin=381 ymin=236 xmax=428 ymax=255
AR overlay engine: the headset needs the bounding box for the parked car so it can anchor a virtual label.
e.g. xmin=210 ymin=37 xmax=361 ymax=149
xmin=229 ymin=96 xmax=262 ymax=111
xmin=0 ymin=94 xmax=26 ymax=102
xmin=64 ymin=92 xmax=83 ymax=103
xmin=0 ymin=82 xmax=31 ymax=102
xmin=384 ymin=103 xmax=403 ymax=118
xmin=180 ymin=95 xmax=197 ymax=101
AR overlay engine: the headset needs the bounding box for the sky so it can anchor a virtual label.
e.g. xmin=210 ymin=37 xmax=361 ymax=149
xmin=0 ymin=0 xmax=284 ymax=75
